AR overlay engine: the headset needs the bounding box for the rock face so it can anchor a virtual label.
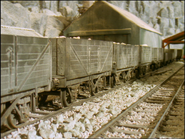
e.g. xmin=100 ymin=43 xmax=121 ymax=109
xmin=44 ymin=16 xmax=64 ymax=37
xmin=1 ymin=1 xmax=31 ymax=28
xmin=1 ymin=0 xmax=184 ymax=40
xmin=30 ymin=12 xmax=47 ymax=36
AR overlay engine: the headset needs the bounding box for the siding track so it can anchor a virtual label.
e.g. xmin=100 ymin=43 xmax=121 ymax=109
xmin=152 ymin=81 xmax=184 ymax=138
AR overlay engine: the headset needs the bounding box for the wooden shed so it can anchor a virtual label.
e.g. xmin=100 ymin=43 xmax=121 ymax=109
xmin=63 ymin=1 xmax=162 ymax=47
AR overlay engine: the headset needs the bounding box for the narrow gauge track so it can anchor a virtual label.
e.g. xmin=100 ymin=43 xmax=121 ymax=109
xmin=1 ymin=63 xmax=183 ymax=138
xmin=152 ymin=84 xmax=184 ymax=138
xmin=89 ymin=66 xmax=184 ymax=138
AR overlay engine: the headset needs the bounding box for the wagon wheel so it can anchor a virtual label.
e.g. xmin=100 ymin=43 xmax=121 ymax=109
xmin=62 ymin=90 xmax=71 ymax=107
xmin=7 ymin=106 xmax=29 ymax=129
xmin=8 ymin=114 xmax=21 ymax=129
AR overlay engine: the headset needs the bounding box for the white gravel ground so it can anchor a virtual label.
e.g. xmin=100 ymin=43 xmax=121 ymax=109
xmin=3 ymin=62 xmax=184 ymax=139
xmin=103 ymin=102 xmax=164 ymax=138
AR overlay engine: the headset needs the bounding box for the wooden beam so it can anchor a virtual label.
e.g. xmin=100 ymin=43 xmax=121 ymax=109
xmin=162 ymin=42 xmax=169 ymax=48
xmin=162 ymin=40 xmax=184 ymax=48
xmin=163 ymin=31 xmax=184 ymax=41
xmin=166 ymin=41 xmax=184 ymax=44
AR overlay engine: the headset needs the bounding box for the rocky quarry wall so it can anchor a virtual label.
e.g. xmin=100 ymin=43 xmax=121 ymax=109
xmin=1 ymin=1 xmax=184 ymax=48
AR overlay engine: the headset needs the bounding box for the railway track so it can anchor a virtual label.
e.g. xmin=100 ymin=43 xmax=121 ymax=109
xmin=2 ymin=77 xmax=139 ymax=138
xmin=89 ymin=66 xmax=184 ymax=138
xmin=1 ymin=62 xmax=184 ymax=138
xmin=152 ymin=83 xmax=184 ymax=138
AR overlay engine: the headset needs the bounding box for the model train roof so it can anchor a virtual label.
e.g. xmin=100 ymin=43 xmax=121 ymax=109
xmin=64 ymin=1 xmax=162 ymax=36
xmin=106 ymin=1 xmax=161 ymax=35
xmin=1 ymin=25 xmax=43 ymax=37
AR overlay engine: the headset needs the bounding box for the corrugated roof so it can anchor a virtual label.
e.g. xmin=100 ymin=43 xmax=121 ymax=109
xmin=104 ymin=1 xmax=162 ymax=35
xmin=1 ymin=25 xmax=43 ymax=37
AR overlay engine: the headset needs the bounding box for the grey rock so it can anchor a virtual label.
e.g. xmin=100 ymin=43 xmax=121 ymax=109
xmin=153 ymin=23 xmax=161 ymax=32
xmin=81 ymin=1 xmax=94 ymax=9
xmin=127 ymin=1 xmax=137 ymax=15
xmin=30 ymin=12 xmax=47 ymax=36
xmin=135 ymin=1 xmax=142 ymax=13
xmin=167 ymin=5 xmax=174 ymax=18
xmin=44 ymin=1 xmax=51 ymax=10
xmin=166 ymin=28 xmax=175 ymax=36
xmin=149 ymin=1 xmax=158 ymax=18
xmin=44 ymin=16 xmax=64 ymax=37
xmin=159 ymin=17 xmax=169 ymax=28
xmin=42 ymin=9 xmax=57 ymax=16
xmin=160 ymin=1 xmax=171 ymax=8
xmin=179 ymin=23 xmax=184 ymax=32
xmin=140 ymin=14 xmax=149 ymax=24
xmin=1 ymin=1 xmax=31 ymax=28
xmin=16 ymin=1 xmax=41 ymax=13
xmin=151 ymin=17 xmax=157 ymax=25
xmin=148 ymin=20 xmax=153 ymax=28
xmin=157 ymin=7 xmax=168 ymax=18
xmin=121 ymin=1 xmax=128 ymax=11
xmin=17 ymin=1 xmax=40 ymax=7
xmin=160 ymin=28 xmax=168 ymax=36
xmin=59 ymin=1 xmax=79 ymax=16
xmin=50 ymin=1 xmax=58 ymax=14
xmin=169 ymin=19 xmax=175 ymax=28
xmin=39 ymin=1 xmax=59 ymax=14
xmin=172 ymin=1 xmax=182 ymax=17
xmin=178 ymin=16 xmax=184 ymax=24
xmin=39 ymin=1 xmax=47 ymax=9
xmin=172 ymin=1 xmax=182 ymax=7
xmin=175 ymin=27 xmax=181 ymax=34
xmin=181 ymin=1 xmax=184 ymax=15
xmin=54 ymin=16 xmax=70 ymax=29
xmin=45 ymin=26 xmax=62 ymax=38
xmin=2 ymin=0 xmax=184 ymax=39
xmin=59 ymin=6 xmax=76 ymax=21
xmin=27 ymin=6 xmax=40 ymax=13
xmin=175 ymin=17 xmax=184 ymax=28
xmin=141 ymin=1 xmax=150 ymax=17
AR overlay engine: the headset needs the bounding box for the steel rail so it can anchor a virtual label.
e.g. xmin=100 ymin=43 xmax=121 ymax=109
xmin=148 ymin=80 xmax=184 ymax=138
xmin=89 ymin=65 xmax=183 ymax=138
